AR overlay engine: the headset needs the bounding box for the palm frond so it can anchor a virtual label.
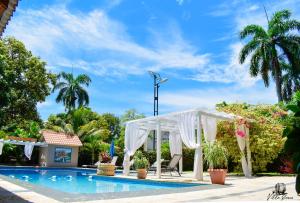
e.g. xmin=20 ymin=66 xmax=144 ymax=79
xmin=76 ymin=88 xmax=89 ymax=107
xmin=249 ymin=49 xmax=261 ymax=77
xmin=52 ymin=82 xmax=67 ymax=92
xmin=239 ymin=39 xmax=260 ymax=63
xmin=269 ymin=9 xmax=291 ymax=27
xmin=261 ymin=59 xmax=270 ymax=87
xmin=240 ymin=25 xmax=267 ymax=39
xmin=76 ymin=74 xmax=91 ymax=86
xmin=55 ymin=87 xmax=68 ymax=103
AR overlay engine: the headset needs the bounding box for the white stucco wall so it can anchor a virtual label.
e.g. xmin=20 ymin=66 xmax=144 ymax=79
xmin=39 ymin=144 xmax=79 ymax=167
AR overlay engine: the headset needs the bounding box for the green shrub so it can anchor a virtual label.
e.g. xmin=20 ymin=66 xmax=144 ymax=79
xmin=182 ymin=148 xmax=196 ymax=171
xmin=284 ymin=91 xmax=300 ymax=171
xmin=203 ymin=141 xmax=228 ymax=169
xmin=143 ymin=145 xmax=195 ymax=171
xmin=216 ymin=103 xmax=287 ymax=173
xmin=133 ymin=151 xmax=149 ymax=169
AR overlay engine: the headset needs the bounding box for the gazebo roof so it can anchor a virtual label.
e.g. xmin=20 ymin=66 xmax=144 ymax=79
xmin=126 ymin=108 xmax=237 ymax=132
xmin=0 ymin=136 xmax=47 ymax=147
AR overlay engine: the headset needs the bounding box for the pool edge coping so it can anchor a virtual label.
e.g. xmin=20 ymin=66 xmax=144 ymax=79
xmin=0 ymin=169 xmax=226 ymax=202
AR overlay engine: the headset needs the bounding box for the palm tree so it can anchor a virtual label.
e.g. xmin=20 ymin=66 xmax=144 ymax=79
xmin=44 ymin=107 xmax=109 ymax=140
xmin=239 ymin=9 xmax=300 ymax=102
xmin=282 ymin=62 xmax=300 ymax=101
xmin=53 ymin=72 xmax=91 ymax=112
xmin=83 ymin=134 xmax=102 ymax=164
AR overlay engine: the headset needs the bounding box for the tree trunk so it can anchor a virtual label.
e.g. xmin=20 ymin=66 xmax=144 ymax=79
xmin=273 ymin=57 xmax=283 ymax=102
xmin=91 ymin=149 xmax=95 ymax=164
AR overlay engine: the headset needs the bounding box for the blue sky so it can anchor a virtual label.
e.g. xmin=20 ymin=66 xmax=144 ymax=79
xmin=4 ymin=0 xmax=300 ymax=120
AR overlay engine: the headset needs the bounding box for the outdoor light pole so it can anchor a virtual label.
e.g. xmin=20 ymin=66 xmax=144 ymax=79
xmin=148 ymin=71 xmax=168 ymax=150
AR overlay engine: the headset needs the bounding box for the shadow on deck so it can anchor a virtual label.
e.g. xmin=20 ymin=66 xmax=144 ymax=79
xmin=0 ymin=186 xmax=32 ymax=203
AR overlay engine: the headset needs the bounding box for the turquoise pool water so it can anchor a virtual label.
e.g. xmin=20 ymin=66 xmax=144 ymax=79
xmin=0 ymin=167 xmax=200 ymax=194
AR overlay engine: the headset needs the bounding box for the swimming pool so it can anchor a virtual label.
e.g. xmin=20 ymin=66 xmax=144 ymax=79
xmin=0 ymin=167 xmax=201 ymax=194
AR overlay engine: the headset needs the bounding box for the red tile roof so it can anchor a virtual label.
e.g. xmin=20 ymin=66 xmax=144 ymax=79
xmin=41 ymin=130 xmax=82 ymax=147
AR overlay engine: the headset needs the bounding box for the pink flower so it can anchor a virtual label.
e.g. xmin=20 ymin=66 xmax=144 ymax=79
xmin=236 ymin=130 xmax=246 ymax=138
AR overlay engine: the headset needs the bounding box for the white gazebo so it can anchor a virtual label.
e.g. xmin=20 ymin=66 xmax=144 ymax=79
xmin=122 ymin=108 xmax=252 ymax=180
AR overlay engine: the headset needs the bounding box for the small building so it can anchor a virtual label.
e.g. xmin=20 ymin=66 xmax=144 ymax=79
xmin=39 ymin=130 xmax=82 ymax=167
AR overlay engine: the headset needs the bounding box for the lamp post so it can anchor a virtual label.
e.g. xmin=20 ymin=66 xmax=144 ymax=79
xmin=148 ymin=71 xmax=168 ymax=150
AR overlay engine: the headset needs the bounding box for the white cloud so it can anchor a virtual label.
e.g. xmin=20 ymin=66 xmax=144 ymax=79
xmin=5 ymin=4 xmax=209 ymax=78
xmin=176 ymin=0 xmax=185 ymax=6
xmin=37 ymin=101 xmax=54 ymax=108
xmin=203 ymin=0 xmax=300 ymax=87
xmin=104 ymin=0 xmax=123 ymax=10
xmin=154 ymin=84 xmax=277 ymax=113
xmin=5 ymin=0 xmax=300 ymax=87
xmin=192 ymin=42 xmax=257 ymax=87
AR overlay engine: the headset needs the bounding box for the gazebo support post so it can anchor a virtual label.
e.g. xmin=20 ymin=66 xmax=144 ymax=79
xmin=143 ymin=140 xmax=147 ymax=151
xmin=179 ymin=140 xmax=183 ymax=173
xmin=156 ymin=120 xmax=161 ymax=178
xmin=195 ymin=114 xmax=203 ymax=180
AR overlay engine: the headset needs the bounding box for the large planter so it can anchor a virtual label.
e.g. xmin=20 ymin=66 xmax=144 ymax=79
xmin=97 ymin=163 xmax=115 ymax=176
xmin=208 ymin=169 xmax=227 ymax=185
xmin=136 ymin=169 xmax=147 ymax=179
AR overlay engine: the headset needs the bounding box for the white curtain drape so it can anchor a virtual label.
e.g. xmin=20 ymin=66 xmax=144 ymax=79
xmin=169 ymin=132 xmax=183 ymax=172
xmin=24 ymin=142 xmax=34 ymax=160
xmin=0 ymin=141 xmax=3 ymax=155
xmin=176 ymin=112 xmax=198 ymax=148
xmin=123 ymin=122 xmax=150 ymax=175
xmin=236 ymin=124 xmax=252 ymax=177
xmin=201 ymin=115 xmax=217 ymax=142
xmin=169 ymin=132 xmax=182 ymax=156
xmin=176 ymin=112 xmax=201 ymax=179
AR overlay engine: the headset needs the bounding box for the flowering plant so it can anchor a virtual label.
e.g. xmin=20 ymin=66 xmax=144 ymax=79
xmin=236 ymin=130 xmax=246 ymax=138
xmin=99 ymin=152 xmax=111 ymax=163
xmin=236 ymin=118 xmax=250 ymax=128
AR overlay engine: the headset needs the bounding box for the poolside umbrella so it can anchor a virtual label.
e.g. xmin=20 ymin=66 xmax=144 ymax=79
xmin=109 ymin=139 xmax=115 ymax=157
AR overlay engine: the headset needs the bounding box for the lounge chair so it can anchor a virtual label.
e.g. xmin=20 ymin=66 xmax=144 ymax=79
xmin=148 ymin=159 xmax=165 ymax=173
xmin=161 ymin=154 xmax=182 ymax=176
xmin=82 ymin=161 xmax=100 ymax=168
xmin=110 ymin=156 xmax=118 ymax=165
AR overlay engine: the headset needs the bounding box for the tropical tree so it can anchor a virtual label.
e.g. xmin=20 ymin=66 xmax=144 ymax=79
xmin=284 ymin=91 xmax=300 ymax=171
xmin=102 ymin=113 xmax=121 ymax=142
xmin=120 ymin=109 xmax=145 ymax=123
xmin=44 ymin=108 xmax=110 ymax=140
xmin=239 ymin=9 xmax=300 ymax=102
xmin=116 ymin=109 xmax=145 ymax=149
xmin=53 ymin=72 xmax=91 ymax=112
xmin=83 ymin=134 xmax=102 ymax=164
xmin=282 ymin=62 xmax=300 ymax=101
xmin=13 ymin=121 xmax=42 ymax=140
xmin=0 ymin=37 xmax=56 ymax=127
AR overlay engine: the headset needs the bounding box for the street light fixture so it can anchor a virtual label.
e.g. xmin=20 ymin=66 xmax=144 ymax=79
xmin=148 ymin=71 xmax=168 ymax=149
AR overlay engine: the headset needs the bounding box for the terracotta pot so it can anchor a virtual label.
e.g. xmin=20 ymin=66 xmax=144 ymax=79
xmin=208 ymin=169 xmax=227 ymax=185
xmin=97 ymin=163 xmax=115 ymax=176
xmin=137 ymin=169 xmax=147 ymax=179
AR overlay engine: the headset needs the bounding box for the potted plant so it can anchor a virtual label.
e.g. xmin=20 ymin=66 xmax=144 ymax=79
xmin=203 ymin=141 xmax=228 ymax=185
xmin=98 ymin=152 xmax=115 ymax=176
xmin=133 ymin=151 xmax=149 ymax=179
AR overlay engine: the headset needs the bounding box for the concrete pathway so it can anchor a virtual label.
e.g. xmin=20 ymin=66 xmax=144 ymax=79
xmin=0 ymin=174 xmax=299 ymax=202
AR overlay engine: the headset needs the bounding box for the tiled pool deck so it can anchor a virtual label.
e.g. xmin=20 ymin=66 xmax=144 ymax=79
xmin=0 ymin=171 xmax=299 ymax=202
